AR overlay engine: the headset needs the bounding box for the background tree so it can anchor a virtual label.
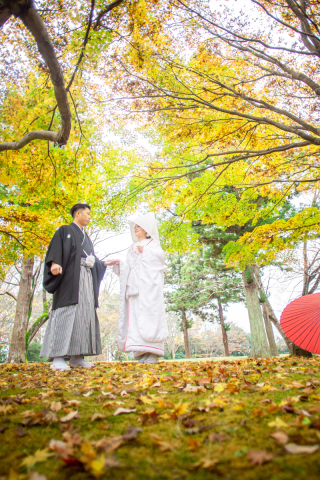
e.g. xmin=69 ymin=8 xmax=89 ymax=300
xmin=165 ymin=254 xmax=193 ymax=358
xmin=165 ymin=312 xmax=182 ymax=359
xmin=173 ymin=243 xmax=245 ymax=356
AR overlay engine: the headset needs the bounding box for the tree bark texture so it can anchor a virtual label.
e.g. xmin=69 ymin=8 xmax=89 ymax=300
xmin=242 ymin=266 xmax=271 ymax=358
xmin=8 ymin=256 xmax=34 ymax=363
xmin=181 ymin=307 xmax=191 ymax=358
xmin=218 ymin=301 xmax=230 ymax=356
xmin=0 ymin=0 xmax=71 ymax=150
xmin=252 ymin=265 xmax=311 ymax=357
xmin=261 ymin=303 xmax=279 ymax=356
xmin=252 ymin=265 xmax=279 ymax=356
xmin=264 ymin=299 xmax=311 ymax=356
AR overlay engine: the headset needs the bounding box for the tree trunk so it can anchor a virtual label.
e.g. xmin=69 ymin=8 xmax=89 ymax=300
xmin=42 ymin=287 xmax=47 ymax=312
xmin=8 ymin=256 xmax=34 ymax=363
xmin=254 ymin=268 xmax=311 ymax=357
xmin=242 ymin=265 xmax=271 ymax=358
xmin=261 ymin=303 xmax=279 ymax=356
xmin=218 ymin=301 xmax=230 ymax=356
xmin=181 ymin=308 xmax=191 ymax=358
xmin=252 ymin=265 xmax=279 ymax=356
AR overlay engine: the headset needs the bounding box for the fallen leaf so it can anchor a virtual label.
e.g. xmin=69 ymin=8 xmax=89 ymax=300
xmin=83 ymin=390 xmax=92 ymax=397
xmin=102 ymin=401 xmax=123 ymax=409
xmin=269 ymin=431 xmax=289 ymax=445
xmin=95 ymin=436 xmax=123 ymax=453
xmin=79 ymin=440 xmax=97 ymax=467
xmin=50 ymin=402 xmax=62 ymax=412
xmin=284 ymin=443 xmax=319 ymax=454
xmin=248 ymin=450 xmax=274 ymax=465
xmin=189 ymin=459 xmax=219 ymax=471
xmin=0 ymin=405 xmax=12 ymax=415
xmin=66 ymin=400 xmax=81 ymax=406
xmin=151 ymin=381 xmax=161 ymax=388
xmin=289 ymin=381 xmax=304 ymax=388
xmin=48 ymin=439 xmax=73 ymax=460
xmin=268 ymin=417 xmax=289 ymax=429
xmin=15 ymin=427 xmax=27 ymax=437
xmin=21 ymin=409 xmax=35 ymax=418
xmin=29 ymin=473 xmax=47 ymax=480
xmin=89 ymin=454 xmax=105 ymax=478
xmin=122 ymin=426 xmax=142 ymax=441
xmin=20 ymin=449 xmax=52 ymax=469
xmin=150 ymin=434 xmax=174 ymax=452
xmin=170 ymin=401 xmax=190 ymax=419
xmin=104 ymin=456 xmax=122 ymax=468
xmin=214 ymin=383 xmax=226 ymax=393
xmin=187 ymin=438 xmax=201 ymax=451
xmin=207 ymin=432 xmax=229 ymax=443
xmin=91 ymin=414 xmax=106 ymax=421
xmin=44 ymin=412 xmax=59 ymax=424
xmin=113 ymin=408 xmax=136 ymax=416
xmin=60 ymin=410 xmax=79 ymax=423
xmin=183 ymin=384 xmax=206 ymax=394
xmin=139 ymin=395 xmax=154 ymax=405
xmin=140 ymin=408 xmax=159 ymax=425
xmin=198 ymin=377 xmax=211 ymax=385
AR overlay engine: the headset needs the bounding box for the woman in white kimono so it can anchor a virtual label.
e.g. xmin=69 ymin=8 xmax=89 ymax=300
xmin=113 ymin=212 xmax=167 ymax=364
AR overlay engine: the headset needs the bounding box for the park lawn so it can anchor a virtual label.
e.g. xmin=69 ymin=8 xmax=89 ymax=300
xmin=1 ymin=357 xmax=320 ymax=479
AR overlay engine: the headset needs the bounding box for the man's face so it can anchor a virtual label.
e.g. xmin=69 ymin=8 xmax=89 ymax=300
xmin=77 ymin=207 xmax=91 ymax=226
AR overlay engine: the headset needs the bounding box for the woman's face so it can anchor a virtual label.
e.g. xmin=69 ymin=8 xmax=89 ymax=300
xmin=134 ymin=224 xmax=147 ymax=239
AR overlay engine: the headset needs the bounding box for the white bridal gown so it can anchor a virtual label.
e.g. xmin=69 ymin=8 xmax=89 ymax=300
xmin=113 ymin=213 xmax=167 ymax=357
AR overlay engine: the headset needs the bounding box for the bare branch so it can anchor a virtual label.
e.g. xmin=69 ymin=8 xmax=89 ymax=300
xmin=0 ymin=291 xmax=17 ymax=302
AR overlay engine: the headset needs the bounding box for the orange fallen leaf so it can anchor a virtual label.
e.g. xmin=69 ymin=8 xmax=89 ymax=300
xmin=187 ymin=438 xmax=202 ymax=451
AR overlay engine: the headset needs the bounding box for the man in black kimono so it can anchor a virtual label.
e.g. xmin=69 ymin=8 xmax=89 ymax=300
xmin=40 ymin=203 xmax=118 ymax=371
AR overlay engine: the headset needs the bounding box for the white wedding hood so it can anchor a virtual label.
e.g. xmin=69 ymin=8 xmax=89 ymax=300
xmin=129 ymin=212 xmax=160 ymax=244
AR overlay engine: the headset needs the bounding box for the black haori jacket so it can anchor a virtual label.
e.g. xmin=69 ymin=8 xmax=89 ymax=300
xmin=43 ymin=223 xmax=106 ymax=311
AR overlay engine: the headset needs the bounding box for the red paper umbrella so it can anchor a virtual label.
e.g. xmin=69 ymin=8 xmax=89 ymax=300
xmin=280 ymin=293 xmax=320 ymax=354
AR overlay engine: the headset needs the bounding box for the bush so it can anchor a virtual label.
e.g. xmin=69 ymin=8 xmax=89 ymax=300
xmin=27 ymin=342 xmax=48 ymax=362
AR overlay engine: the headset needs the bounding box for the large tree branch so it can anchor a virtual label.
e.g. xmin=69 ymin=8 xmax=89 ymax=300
xmin=0 ymin=130 xmax=57 ymax=152
xmin=93 ymin=0 xmax=124 ymax=30
xmin=0 ymin=0 xmax=71 ymax=151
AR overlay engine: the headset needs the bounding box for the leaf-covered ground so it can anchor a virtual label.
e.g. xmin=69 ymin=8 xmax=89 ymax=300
xmin=1 ymin=357 xmax=320 ymax=480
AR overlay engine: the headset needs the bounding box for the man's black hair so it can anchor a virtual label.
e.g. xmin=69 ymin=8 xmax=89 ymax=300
xmin=70 ymin=203 xmax=91 ymax=218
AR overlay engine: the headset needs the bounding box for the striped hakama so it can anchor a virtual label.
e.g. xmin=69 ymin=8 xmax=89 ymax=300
xmin=40 ymin=259 xmax=102 ymax=358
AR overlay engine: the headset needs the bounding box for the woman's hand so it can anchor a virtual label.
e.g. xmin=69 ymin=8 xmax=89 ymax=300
xmin=137 ymin=246 xmax=144 ymax=253
xmin=104 ymin=259 xmax=120 ymax=266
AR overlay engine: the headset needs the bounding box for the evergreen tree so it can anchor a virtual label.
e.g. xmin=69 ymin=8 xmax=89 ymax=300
xmin=165 ymin=245 xmax=244 ymax=357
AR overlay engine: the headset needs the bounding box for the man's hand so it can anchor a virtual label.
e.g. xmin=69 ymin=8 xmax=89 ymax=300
xmin=104 ymin=259 xmax=120 ymax=266
xmin=51 ymin=262 xmax=62 ymax=275
xmin=137 ymin=246 xmax=144 ymax=253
